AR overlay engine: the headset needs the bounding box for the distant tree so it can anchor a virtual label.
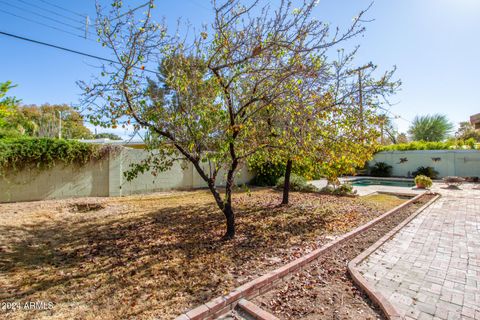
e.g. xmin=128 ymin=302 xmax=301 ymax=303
xmin=456 ymin=121 xmax=480 ymax=141
xmin=0 ymin=81 xmax=19 ymax=113
xmin=94 ymin=133 xmax=122 ymax=140
xmin=408 ymin=114 xmax=453 ymax=142
xmin=1 ymin=84 xmax=93 ymax=139
xmin=378 ymin=114 xmax=399 ymax=144
xmin=0 ymin=81 xmax=25 ymax=138
xmin=19 ymin=104 xmax=93 ymax=139
xmin=81 ymin=0 xmax=373 ymax=239
xmin=396 ymin=132 xmax=409 ymax=144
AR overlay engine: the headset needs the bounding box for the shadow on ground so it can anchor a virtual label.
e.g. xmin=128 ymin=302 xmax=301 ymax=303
xmin=0 ymin=190 xmax=401 ymax=319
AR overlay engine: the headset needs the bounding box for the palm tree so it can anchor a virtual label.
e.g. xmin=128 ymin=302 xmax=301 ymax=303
xmin=408 ymin=114 xmax=453 ymax=142
xmin=378 ymin=114 xmax=399 ymax=144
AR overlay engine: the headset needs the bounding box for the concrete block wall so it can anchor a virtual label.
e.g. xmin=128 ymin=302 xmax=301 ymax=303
xmin=371 ymin=150 xmax=480 ymax=178
xmin=0 ymin=147 xmax=255 ymax=202
xmin=113 ymin=149 xmax=195 ymax=196
xmin=0 ymin=161 xmax=110 ymax=202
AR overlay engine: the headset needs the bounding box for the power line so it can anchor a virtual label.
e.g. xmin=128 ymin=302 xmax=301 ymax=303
xmin=0 ymin=8 xmax=91 ymax=40
xmin=0 ymin=30 xmax=158 ymax=74
xmin=15 ymin=0 xmax=85 ymax=25
xmin=111 ymin=1 xmax=152 ymax=20
xmin=378 ymin=105 xmax=412 ymax=123
xmin=38 ymin=0 xmax=87 ymax=19
xmin=1 ymin=0 xmax=92 ymax=36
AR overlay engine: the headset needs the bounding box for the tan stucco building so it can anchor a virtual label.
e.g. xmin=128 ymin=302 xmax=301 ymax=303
xmin=471 ymin=113 xmax=480 ymax=130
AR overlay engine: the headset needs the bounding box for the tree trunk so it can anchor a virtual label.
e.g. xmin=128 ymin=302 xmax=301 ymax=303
xmin=189 ymin=144 xmax=239 ymax=240
xmin=282 ymin=159 xmax=293 ymax=205
xmin=221 ymin=153 xmax=238 ymax=240
xmin=204 ymin=181 xmax=234 ymax=240
xmin=222 ymin=203 xmax=235 ymax=240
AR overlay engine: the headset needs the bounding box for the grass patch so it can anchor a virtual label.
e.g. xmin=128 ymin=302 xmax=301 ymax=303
xmin=0 ymin=189 xmax=406 ymax=319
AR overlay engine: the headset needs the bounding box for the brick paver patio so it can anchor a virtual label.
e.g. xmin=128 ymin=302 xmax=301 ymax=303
xmin=357 ymin=184 xmax=480 ymax=320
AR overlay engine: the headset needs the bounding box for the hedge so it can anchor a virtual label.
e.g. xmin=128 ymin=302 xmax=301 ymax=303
xmin=379 ymin=140 xmax=478 ymax=152
xmin=0 ymin=137 xmax=112 ymax=174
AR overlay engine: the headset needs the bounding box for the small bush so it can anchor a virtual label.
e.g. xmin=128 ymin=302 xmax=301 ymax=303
xmin=0 ymin=127 xmax=23 ymax=139
xmin=465 ymin=138 xmax=477 ymax=149
xmin=415 ymin=175 xmax=433 ymax=189
xmin=248 ymin=155 xmax=323 ymax=186
xmin=276 ymin=174 xmax=318 ymax=192
xmin=320 ymin=185 xmax=335 ymax=194
xmin=369 ymin=162 xmax=393 ymax=177
xmin=333 ymin=183 xmax=355 ymax=195
xmin=320 ymin=183 xmax=356 ymax=196
xmin=250 ymin=161 xmax=285 ymax=186
xmin=412 ymin=166 xmax=438 ymax=179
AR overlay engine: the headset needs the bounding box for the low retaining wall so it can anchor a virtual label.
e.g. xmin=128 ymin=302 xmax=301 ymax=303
xmin=0 ymin=147 xmax=254 ymax=203
xmin=372 ymin=150 xmax=480 ymax=178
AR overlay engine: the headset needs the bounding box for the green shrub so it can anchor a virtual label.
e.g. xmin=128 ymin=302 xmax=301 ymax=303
xmin=412 ymin=166 xmax=438 ymax=179
xmin=276 ymin=174 xmax=318 ymax=192
xmin=465 ymin=138 xmax=477 ymax=149
xmin=379 ymin=141 xmax=455 ymax=151
xmin=379 ymin=139 xmax=479 ymax=151
xmin=0 ymin=137 xmax=112 ymax=174
xmin=249 ymin=161 xmax=285 ymax=186
xmin=0 ymin=127 xmax=23 ymax=139
xmin=333 ymin=183 xmax=354 ymax=195
xmin=414 ymin=175 xmax=433 ymax=189
xmin=320 ymin=183 xmax=356 ymax=196
xmin=369 ymin=162 xmax=393 ymax=177
xmin=248 ymin=158 xmax=322 ymax=186
xmin=320 ymin=185 xmax=335 ymax=194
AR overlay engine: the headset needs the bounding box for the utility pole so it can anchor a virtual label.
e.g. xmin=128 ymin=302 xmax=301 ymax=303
xmin=348 ymin=62 xmax=375 ymax=129
xmin=85 ymin=16 xmax=90 ymax=39
xmin=57 ymin=110 xmax=62 ymax=139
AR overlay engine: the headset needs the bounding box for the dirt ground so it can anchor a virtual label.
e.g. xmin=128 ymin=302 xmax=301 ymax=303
xmin=0 ymin=189 xmax=407 ymax=319
xmin=254 ymin=194 xmax=434 ymax=320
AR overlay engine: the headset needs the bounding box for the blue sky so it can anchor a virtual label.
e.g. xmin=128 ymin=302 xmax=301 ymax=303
xmin=1 ymin=0 xmax=479 ymax=138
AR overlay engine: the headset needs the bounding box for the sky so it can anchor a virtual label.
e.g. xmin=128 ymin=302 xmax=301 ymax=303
xmin=1 ymin=0 xmax=479 ymax=139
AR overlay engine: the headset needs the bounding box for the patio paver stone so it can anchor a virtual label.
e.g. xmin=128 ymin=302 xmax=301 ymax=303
xmin=357 ymin=184 xmax=480 ymax=319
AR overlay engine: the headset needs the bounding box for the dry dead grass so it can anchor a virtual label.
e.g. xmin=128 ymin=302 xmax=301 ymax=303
xmin=0 ymin=189 xmax=405 ymax=319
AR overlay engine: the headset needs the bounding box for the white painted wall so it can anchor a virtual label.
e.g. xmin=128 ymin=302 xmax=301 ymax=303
xmin=0 ymin=147 xmax=255 ymax=202
xmin=371 ymin=150 xmax=480 ymax=178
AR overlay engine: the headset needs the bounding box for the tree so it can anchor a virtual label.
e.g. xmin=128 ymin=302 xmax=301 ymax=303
xmin=264 ymin=47 xmax=399 ymax=204
xmin=0 ymin=81 xmax=19 ymax=114
xmin=258 ymin=60 xmax=399 ymax=204
xmin=19 ymin=104 xmax=93 ymax=139
xmin=0 ymin=81 xmax=23 ymax=137
xmin=378 ymin=114 xmax=399 ymax=144
xmin=80 ymin=0 xmax=372 ymax=239
xmin=408 ymin=114 xmax=453 ymax=142
xmin=0 ymin=83 xmax=93 ymax=139
xmin=94 ymin=133 xmax=123 ymax=140
xmin=456 ymin=121 xmax=480 ymax=141
xmin=396 ymin=132 xmax=409 ymax=144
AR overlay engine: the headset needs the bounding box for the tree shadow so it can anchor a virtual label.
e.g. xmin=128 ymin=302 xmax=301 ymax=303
xmin=0 ymin=191 xmax=372 ymax=318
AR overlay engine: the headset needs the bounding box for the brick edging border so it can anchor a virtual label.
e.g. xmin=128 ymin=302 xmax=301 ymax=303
xmin=347 ymin=193 xmax=441 ymax=320
xmin=236 ymin=299 xmax=280 ymax=320
xmin=176 ymin=192 xmax=428 ymax=320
